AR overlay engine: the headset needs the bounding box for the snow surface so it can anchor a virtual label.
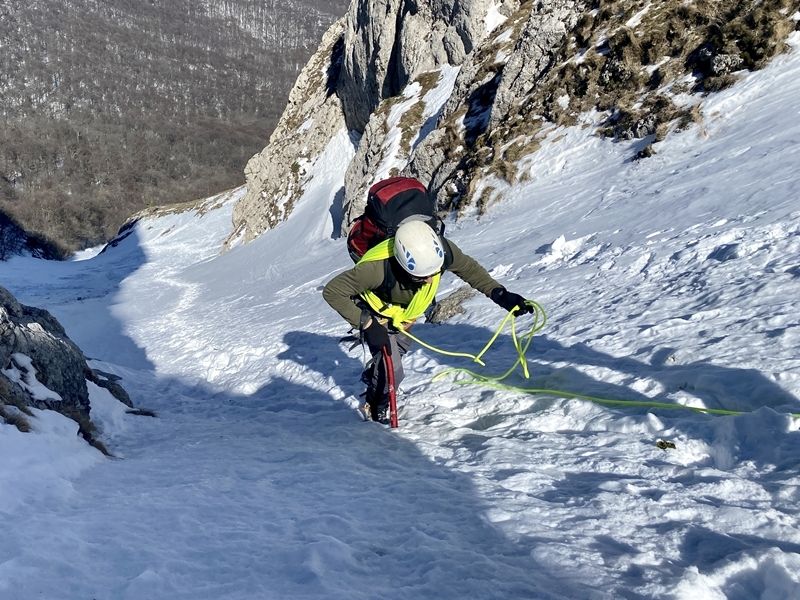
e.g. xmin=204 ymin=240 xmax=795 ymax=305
xmin=485 ymin=1 xmax=509 ymax=34
xmin=2 ymin=37 xmax=800 ymax=600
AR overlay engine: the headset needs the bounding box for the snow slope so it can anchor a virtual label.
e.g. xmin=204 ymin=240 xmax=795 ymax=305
xmin=2 ymin=37 xmax=800 ymax=600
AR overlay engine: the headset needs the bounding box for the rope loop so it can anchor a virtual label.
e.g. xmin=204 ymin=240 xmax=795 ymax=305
xmin=401 ymin=300 xmax=800 ymax=420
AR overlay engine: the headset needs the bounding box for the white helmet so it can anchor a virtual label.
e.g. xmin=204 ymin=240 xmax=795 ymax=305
xmin=393 ymin=220 xmax=445 ymax=277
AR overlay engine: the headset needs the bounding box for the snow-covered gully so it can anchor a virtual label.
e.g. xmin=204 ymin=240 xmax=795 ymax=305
xmin=2 ymin=37 xmax=800 ymax=600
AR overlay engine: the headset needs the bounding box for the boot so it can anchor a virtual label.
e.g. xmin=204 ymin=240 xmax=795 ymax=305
xmin=365 ymin=390 xmax=390 ymax=425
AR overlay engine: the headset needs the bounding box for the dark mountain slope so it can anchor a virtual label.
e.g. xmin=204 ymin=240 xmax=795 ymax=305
xmin=0 ymin=0 xmax=346 ymax=254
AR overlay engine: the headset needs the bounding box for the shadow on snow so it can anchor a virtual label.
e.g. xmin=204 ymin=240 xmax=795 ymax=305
xmin=7 ymin=229 xmax=799 ymax=599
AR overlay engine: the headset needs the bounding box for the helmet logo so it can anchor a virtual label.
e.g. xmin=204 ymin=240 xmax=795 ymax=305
xmin=404 ymin=249 xmax=416 ymax=271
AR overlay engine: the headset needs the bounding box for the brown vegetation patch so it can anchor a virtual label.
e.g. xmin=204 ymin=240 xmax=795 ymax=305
xmin=486 ymin=134 xmax=543 ymax=186
xmin=476 ymin=184 xmax=498 ymax=214
xmin=415 ymin=70 xmax=442 ymax=91
xmin=59 ymin=406 xmax=112 ymax=456
xmin=498 ymin=0 xmax=796 ymax=154
xmin=399 ymin=101 xmax=427 ymax=152
xmin=0 ymin=378 xmax=33 ymax=432
xmin=0 ymin=404 xmax=31 ymax=432
xmin=380 ymin=69 xmax=454 ymax=156
xmin=438 ymin=0 xmax=795 ymax=214
xmin=0 ymin=403 xmax=31 ymax=432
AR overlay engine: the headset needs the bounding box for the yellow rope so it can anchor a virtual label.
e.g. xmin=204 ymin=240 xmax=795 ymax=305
xmin=419 ymin=300 xmax=546 ymax=384
xmin=401 ymin=301 xmax=800 ymax=419
xmin=399 ymin=300 xmax=546 ymax=368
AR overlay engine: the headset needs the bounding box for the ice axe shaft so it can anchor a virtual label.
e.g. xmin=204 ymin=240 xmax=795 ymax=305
xmin=381 ymin=346 xmax=399 ymax=428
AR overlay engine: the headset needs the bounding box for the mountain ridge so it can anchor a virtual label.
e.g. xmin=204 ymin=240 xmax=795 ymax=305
xmin=231 ymin=0 xmax=799 ymax=245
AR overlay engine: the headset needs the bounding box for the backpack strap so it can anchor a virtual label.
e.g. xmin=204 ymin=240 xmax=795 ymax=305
xmin=442 ymin=237 xmax=454 ymax=270
xmin=377 ymin=260 xmax=397 ymax=301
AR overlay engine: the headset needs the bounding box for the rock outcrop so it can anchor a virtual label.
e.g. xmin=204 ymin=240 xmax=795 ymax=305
xmin=409 ymin=0 xmax=585 ymax=212
xmin=233 ymin=0 xmax=799 ymax=241
xmin=338 ymin=0 xmax=502 ymax=132
xmin=0 ymin=285 xmax=131 ymax=443
xmin=230 ymin=0 xmax=515 ymax=243
xmin=340 ymin=0 xmax=583 ymax=224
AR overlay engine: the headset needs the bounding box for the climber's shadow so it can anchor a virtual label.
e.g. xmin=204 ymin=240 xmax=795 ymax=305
xmin=278 ymin=329 xmax=367 ymax=397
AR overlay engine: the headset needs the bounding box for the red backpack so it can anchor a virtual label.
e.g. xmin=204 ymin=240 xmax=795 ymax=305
xmin=347 ymin=177 xmax=443 ymax=262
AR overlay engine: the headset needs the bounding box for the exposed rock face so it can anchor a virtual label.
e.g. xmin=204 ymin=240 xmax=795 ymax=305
xmin=228 ymin=19 xmax=348 ymax=246
xmin=409 ymin=0 xmax=585 ymax=211
xmin=340 ymin=0 xmax=583 ymax=225
xmin=331 ymin=0 xmax=522 ymax=231
xmin=341 ymin=115 xmax=391 ymax=228
xmin=0 ymin=285 xmax=131 ymax=434
xmin=338 ymin=0 xmax=499 ymax=132
xmin=234 ymin=0 xmax=798 ymax=241
xmin=231 ymin=0 xmax=511 ymax=242
xmin=488 ymin=0 xmax=585 ymax=129
xmin=232 ymin=0 xmax=574 ymax=238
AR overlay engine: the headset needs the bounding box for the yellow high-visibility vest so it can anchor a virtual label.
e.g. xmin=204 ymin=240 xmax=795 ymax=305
xmin=357 ymin=239 xmax=440 ymax=329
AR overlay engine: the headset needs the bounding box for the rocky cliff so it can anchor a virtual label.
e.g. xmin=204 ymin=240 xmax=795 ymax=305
xmin=1 ymin=285 xmax=131 ymax=449
xmin=231 ymin=0 xmax=799 ymax=243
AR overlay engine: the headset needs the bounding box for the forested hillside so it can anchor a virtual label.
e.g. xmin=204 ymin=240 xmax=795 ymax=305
xmin=0 ymin=0 xmax=345 ymax=255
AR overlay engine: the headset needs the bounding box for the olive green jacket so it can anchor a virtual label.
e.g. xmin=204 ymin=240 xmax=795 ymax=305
xmin=323 ymin=238 xmax=501 ymax=329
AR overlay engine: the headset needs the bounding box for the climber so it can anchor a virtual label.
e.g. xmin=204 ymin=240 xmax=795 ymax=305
xmin=322 ymin=219 xmax=533 ymax=424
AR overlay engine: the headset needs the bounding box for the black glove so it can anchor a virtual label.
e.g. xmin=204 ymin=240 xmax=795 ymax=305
xmin=363 ymin=318 xmax=390 ymax=350
xmin=490 ymin=287 xmax=533 ymax=314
